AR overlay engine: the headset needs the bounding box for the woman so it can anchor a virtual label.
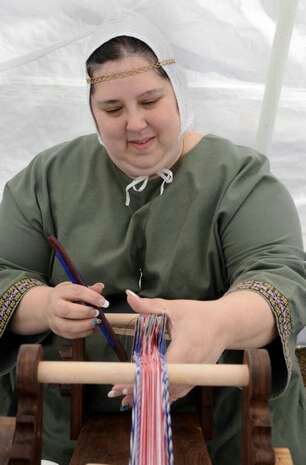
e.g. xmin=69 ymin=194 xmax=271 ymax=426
xmin=0 ymin=10 xmax=305 ymax=465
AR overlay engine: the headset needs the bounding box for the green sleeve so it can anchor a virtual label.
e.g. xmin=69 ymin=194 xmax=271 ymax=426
xmin=0 ymin=159 xmax=52 ymax=374
xmin=219 ymin=147 xmax=306 ymax=396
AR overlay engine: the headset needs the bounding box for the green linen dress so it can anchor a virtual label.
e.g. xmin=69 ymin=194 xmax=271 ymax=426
xmin=0 ymin=134 xmax=305 ymax=465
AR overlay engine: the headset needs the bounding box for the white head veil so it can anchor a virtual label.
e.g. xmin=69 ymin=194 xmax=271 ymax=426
xmin=82 ymin=9 xmax=193 ymax=141
xmin=82 ymin=10 xmax=193 ymax=205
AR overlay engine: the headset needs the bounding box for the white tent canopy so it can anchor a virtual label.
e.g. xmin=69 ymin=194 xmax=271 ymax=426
xmin=0 ymin=0 xmax=305 ymax=338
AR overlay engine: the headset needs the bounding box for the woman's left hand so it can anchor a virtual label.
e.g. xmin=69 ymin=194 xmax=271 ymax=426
xmin=110 ymin=291 xmax=228 ymax=408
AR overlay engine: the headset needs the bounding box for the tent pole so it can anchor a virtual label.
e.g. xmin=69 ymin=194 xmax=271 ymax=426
xmin=256 ymin=0 xmax=298 ymax=154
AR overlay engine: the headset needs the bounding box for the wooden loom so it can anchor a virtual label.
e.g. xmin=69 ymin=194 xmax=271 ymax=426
xmin=0 ymin=313 xmax=293 ymax=465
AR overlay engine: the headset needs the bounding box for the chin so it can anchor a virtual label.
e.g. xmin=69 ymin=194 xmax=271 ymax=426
xmin=124 ymin=156 xmax=165 ymax=176
xmin=126 ymin=166 xmax=158 ymax=178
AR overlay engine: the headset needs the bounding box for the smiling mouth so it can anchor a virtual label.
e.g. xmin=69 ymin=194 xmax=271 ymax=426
xmin=129 ymin=137 xmax=155 ymax=149
xmin=129 ymin=137 xmax=154 ymax=144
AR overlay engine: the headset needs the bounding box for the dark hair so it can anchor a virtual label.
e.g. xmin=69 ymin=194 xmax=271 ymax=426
xmin=86 ymin=35 xmax=169 ymax=83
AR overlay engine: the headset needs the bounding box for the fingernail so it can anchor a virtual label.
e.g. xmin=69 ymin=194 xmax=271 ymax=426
xmin=94 ymin=309 xmax=100 ymax=317
xmin=102 ymin=299 xmax=110 ymax=309
xmin=107 ymin=390 xmax=121 ymax=398
xmin=92 ymin=318 xmax=102 ymax=326
xmin=120 ymin=404 xmax=130 ymax=412
xmin=122 ymin=388 xmax=128 ymax=395
xmin=126 ymin=289 xmax=139 ymax=299
xmin=99 ymin=297 xmax=109 ymax=308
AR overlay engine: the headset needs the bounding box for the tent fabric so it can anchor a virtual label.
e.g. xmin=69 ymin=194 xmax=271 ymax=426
xmin=0 ymin=0 xmax=305 ymax=339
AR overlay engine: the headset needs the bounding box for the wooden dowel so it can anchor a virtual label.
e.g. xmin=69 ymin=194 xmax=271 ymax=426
xmin=274 ymin=448 xmax=293 ymax=465
xmin=37 ymin=362 xmax=249 ymax=387
xmin=104 ymin=313 xmax=171 ymax=339
xmin=104 ymin=313 xmax=138 ymax=328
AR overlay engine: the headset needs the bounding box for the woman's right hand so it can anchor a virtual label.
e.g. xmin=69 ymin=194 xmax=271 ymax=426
xmin=45 ymin=282 xmax=109 ymax=339
xmin=11 ymin=281 xmax=108 ymax=336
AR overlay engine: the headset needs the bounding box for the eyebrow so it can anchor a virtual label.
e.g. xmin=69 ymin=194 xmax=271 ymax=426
xmin=96 ymin=88 xmax=164 ymax=105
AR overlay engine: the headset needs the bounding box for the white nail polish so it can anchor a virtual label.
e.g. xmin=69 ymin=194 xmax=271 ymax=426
xmin=102 ymin=299 xmax=110 ymax=309
xmin=107 ymin=390 xmax=116 ymax=398
xmin=95 ymin=309 xmax=100 ymax=317
xmin=126 ymin=289 xmax=139 ymax=298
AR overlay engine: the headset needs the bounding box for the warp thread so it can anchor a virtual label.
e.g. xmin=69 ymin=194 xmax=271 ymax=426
xmin=129 ymin=314 xmax=174 ymax=465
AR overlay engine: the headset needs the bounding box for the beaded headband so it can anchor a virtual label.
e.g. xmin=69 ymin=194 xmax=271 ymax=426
xmin=87 ymin=58 xmax=176 ymax=85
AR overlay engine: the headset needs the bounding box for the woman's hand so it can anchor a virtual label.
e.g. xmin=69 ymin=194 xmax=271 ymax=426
xmin=110 ymin=290 xmax=228 ymax=408
xmin=10 ymin=281 xmax=109 ymax=337
xmin=45 ymin=281 xmax=109 ymax=339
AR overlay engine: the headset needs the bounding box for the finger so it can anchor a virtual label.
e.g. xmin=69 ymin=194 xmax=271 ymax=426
xmin=88 ymin=282 xmax=105 ymax=293
xmin=53 ymin=327 xmax=95 ymax=339
xmin=113 ymin=384 xmax=133 ymax=395
xmin=71 ymin=329 xmax=95 ymax=339
xmin=121 ymin=393 xmax=133 ymax=409
xmin=108 ymin=384 xmax=132 ymax=398
xmin=107 ymin=390 xmax=124 ymax=399
xmin=59 ymin=330 xmax=93 ymax=340
xmin=125 ymin=290 xmax=169 ymax=316
xmin=52 ymin=315 xmax=98 ymax=338
xmin=169 ymin=384 xmax=193 ymax=403
xmin=59 ymin=281 xmax=104 ymax=296
xmin=55 ymin=301 xmax=101 ymax=320
xmin=59 ymin=283 xmax=109 ymax=309
xmin=58 ymin=281 xmax=74 ymax=287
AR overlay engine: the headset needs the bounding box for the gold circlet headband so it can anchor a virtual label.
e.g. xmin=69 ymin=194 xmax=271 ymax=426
xmin=87 ymin=59 xmax=176 ymax=85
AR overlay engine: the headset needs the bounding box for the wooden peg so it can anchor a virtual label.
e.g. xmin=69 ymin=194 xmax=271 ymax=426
xmin=242 ymin=349 xmax=275 ymax=465
xmin=9 ymin=344 xmax=43 ymax=465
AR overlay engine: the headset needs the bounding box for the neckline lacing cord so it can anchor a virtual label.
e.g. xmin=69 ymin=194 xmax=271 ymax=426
xmin=125 ymin=168 xmax=174 ymax=206
xmin=125 ymin=176 xmax=149 ymax=206
xmin=158 ymin=169 xmax=173 ymax=196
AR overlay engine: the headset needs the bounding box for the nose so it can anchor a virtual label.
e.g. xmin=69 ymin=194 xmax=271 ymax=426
xmin=126 ymin=109 xmax=148 ymax=132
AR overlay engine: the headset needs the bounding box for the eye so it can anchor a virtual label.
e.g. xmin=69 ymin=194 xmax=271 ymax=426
xmin=105 ymin=107 xmax=122 ymax=113
xmin=141 ymin=98 xmax=160 ymax=107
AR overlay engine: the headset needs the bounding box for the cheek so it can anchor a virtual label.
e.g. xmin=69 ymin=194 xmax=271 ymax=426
xmin=155 ymin=107 xmax=180 ymax=134
xmin=95 ymin=114 xmax=124 ymax=139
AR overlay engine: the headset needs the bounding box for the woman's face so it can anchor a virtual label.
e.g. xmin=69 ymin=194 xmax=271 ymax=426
xmin=90 ymin=55 xmax=182 ymax=178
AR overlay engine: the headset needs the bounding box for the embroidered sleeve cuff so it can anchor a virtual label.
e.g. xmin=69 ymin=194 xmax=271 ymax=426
xmin=0 ymin=278 xmax=46 ymax=338
xmin=228 ymin=280 xmax=292 ymax=391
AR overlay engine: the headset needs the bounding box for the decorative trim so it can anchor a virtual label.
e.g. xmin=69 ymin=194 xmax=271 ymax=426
xmin=228 ymin=280 xmax=292 ymax=378
xmin=87 ymin=59 xmax=176 ymax=85
xmin=0 ymin=278 xmax=46 ymax=337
